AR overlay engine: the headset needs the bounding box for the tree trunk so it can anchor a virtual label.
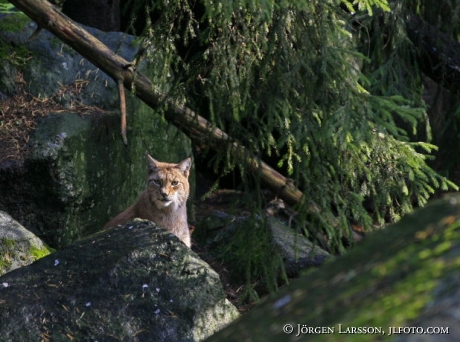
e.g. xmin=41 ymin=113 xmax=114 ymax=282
xmin=7 ymin=0 xmax=310 ymax=210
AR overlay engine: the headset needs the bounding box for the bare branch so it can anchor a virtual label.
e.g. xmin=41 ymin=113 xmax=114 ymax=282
xmin=8 ymin=0 xmax=312 ymax=210
xmin=117 ymin=78 xmax=128 ymax=145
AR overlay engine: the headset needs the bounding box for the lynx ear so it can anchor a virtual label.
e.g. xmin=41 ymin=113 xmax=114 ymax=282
xmin=177 ymin=157 xmax=192 ymax=177
xmin=146 ymin=153 xmax=159 ymax=173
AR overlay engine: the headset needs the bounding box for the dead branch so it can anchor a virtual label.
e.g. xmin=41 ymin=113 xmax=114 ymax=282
xmin=7 ymin=0 xmax=317 ymax=213
xmin=117 ymin=78 xmax=128 ymax=145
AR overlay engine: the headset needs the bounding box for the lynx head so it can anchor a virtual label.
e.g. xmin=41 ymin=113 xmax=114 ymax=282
xmin=146 ymin=153 xmax=192 ymax=210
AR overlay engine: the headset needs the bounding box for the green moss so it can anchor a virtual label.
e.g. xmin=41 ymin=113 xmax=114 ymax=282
xmin=304 ymin=216 xmax=460 ymax=342
xmin=207 ymin=195 xmax=460 ymax=342
xmin=298 ymin=199 xmax=460 ymax=341
xmin=0 ymin=1 xmax=15 ymax=14
xmin=0 ymin=12 xmax=33 ymax=70
xmin=1 ymin=238 xmax=16 ymax=248
xmin=0 ymin=252 xmax=12 ymax=266
xmin=0 ymin=258 xmax=12 ymax=273
xmin=1 ymin=45 xmax=32 ymax=67
xmin=29 ymin=244 xmax=54 ymax=261
xmin=0 ymin=12 xmax=29 ymax=32
xmin=49 ymin=37 xmax=61 ymax=50
xmin=0 ymin=238 xmax=54 ymax=275
xmin=0 ymin=238 xmax=15 ymax=273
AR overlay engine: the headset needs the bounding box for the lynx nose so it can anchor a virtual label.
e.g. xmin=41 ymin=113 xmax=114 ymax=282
xmin=160 ymin=189 xmax=169 ymax=198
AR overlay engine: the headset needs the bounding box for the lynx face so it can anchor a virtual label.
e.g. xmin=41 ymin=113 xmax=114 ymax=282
xmin=147 ymin=155 xmax=191 ymax=210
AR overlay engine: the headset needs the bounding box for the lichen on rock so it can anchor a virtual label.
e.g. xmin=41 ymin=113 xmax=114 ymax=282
xmin=0 ymin=210 xmax=53 ymax=276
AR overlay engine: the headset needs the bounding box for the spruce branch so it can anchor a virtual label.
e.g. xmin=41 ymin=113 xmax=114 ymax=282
xmin=7 ymin=0 xmax=315 ymax=210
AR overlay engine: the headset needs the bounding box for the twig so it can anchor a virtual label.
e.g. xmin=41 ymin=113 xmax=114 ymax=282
xmin=117 ymin=78 xmax=128 ymax=145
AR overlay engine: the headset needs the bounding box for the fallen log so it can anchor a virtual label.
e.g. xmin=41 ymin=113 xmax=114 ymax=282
xmin=7 ymin=0 xmax=315 ymax=211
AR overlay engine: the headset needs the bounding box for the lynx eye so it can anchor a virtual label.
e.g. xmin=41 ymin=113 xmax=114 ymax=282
xmin=171 ymin=181 xmax=179 ymax=186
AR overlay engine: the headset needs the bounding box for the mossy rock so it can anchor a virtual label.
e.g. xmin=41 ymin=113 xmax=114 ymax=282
xmin=0 ymin=210 xmax=53 ymax=276
xmin=206 ymin=193 xmax=460 ymax=342
xmin=0 ymin=220 xmax=239 ymax=341
xmin=0 ymin=110 xmax=191 ymax=248
xmin=0 ymin=10 xmax=29 ymax=32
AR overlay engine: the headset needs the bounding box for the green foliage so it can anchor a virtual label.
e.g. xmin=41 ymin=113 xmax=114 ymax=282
xmin=342 ymin=0 xmax=390 ymax=15
xmin=213 ymin=215 xmax=286 ymax=303
xmin=0 ymin=10 xmax=28 ymax=30
xmin=125 ymin=0 xmax=457 ymax=258
xmin=0 ymin=1 xmax=15 ymax=14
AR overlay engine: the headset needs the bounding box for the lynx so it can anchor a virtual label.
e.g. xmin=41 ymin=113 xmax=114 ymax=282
xmin=103 ymin=154 xmax=192 ymax=247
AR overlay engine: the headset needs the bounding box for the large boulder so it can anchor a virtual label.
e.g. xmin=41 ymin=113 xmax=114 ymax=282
xmin=205 ymin=193 xmax=460 ymax=341
xmin=0 ymin=210 xmax=53 ymax=276
xmin=0 ymin=13 xmax=192 ymax=248
xmin=0 ymin=220 xmax=239 ymax=341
